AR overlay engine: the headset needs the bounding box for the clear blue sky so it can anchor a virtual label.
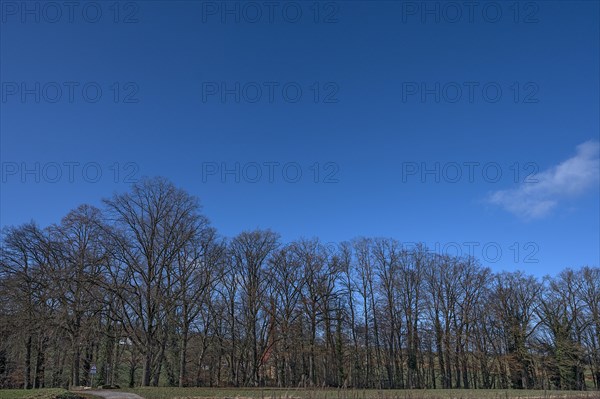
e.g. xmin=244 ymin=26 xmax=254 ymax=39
xmin=1 ymin=1 xmax=598 ymax=275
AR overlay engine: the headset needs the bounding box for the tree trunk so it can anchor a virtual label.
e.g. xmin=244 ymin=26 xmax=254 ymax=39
xmin=24 ymin=336 xmax=32 ymax=389
xmin=142 ymin=349 xmax=152 ymax=386
xmin=72 ymin=345 xmax=80 ymax=387
xmin=34 ymin=337 xmax=46 ymax=388
xmin=179 ymin=323 xmax=189 ymax=387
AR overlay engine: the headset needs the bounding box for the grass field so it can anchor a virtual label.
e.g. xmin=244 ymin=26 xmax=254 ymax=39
xmin=0 ymin=389 xmax=68 ymax=399
xmin=1 ymin=388 xmax=598 ymax=399
xmin=124 ymin=387 xmax=600 ymax=399
xmin=0 ymin=390 xmax=102 ymax=399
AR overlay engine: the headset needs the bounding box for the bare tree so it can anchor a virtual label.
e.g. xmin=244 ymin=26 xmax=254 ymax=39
xmin=1 ymin=178 xmax=598 ymax=392
xmin=267 ymin=244 xmax=304 ymax=386
xmin=102 ymin=177 xmax=205 ymax=386
xmin=175 ymin=228 xmax=224 ymax=387
xmin=229 ymin=230 xmax=279 ymax=386
xmin=0 ymin=223 xmax=54 ymax=389
xmin=48 ymin=205 xmax=107 ymax=387
xmin=579 ymin=267 xmax=600 ymax=389
xmin=491 ymin=271 xmax=541 ymax=389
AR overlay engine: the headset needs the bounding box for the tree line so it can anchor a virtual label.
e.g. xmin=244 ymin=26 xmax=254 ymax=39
xmin=1 ymin=177 xmax=598 ymax=391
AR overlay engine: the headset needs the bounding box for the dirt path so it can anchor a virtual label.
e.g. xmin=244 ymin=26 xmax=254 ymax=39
xmin=78 ymin=391 xmax=145 ymax=399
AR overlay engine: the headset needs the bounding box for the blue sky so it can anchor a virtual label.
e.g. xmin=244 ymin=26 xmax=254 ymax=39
xmin=1 ymin=0 xmax=599 ymax=275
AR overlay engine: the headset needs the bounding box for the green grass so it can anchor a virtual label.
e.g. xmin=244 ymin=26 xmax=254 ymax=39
xmin=2 ymin=388 xmax=597 ymax=399
xmin=123 ymin=387 xmax=600 ymax=399
xmin=0 ymin=389 xmax=69 ymax=399
xmin=0 ymin=390 xmax=102 ymax=399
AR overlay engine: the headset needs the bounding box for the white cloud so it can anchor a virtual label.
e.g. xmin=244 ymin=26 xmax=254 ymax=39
xmin=488 ymin=140 xmax=600 ymax=220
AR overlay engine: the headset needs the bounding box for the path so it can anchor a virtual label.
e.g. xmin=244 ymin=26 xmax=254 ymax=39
xmin=78 ymin=391 xmax=145 ymax=399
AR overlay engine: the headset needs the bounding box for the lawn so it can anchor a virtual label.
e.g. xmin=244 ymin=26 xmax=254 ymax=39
xmin=0 ymin=390 xmax=101 ymax=399
xmin=0 ymin=389 xmax=68 ymax=399
xmin=1 ymin=388 xmax=597 ymax=399
xmin=124 ymin=387 xmax=600 ymax=399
